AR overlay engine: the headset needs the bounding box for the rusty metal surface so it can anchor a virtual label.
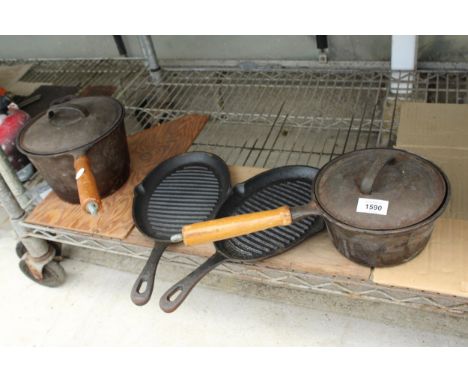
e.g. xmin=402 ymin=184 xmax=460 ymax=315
xmin=325 ymin=218 xmax=435 ymax=267
xmin=23 ymin=245 xmax=56 ymax=280
xmin=314 ymin=148 xmax=447 ymax=230
xmin=26 ymin=122 xmax=130 ymax=204
xmin=18 ymin=96 xmax=124 ymax=156
xmin=315 ymin=164 xmax=451 ymax=267
xmin=275 ymin=148 xmax=450 ymax=267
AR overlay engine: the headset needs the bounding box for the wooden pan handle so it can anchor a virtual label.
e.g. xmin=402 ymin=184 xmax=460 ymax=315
xmin=180 ymin=206 xmax=292 ymax=246
xmin=73 ymin=155 xmax=102 ymax=215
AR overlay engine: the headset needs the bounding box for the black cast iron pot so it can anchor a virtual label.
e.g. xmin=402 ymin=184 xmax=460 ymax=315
xmin=17 ymin=96 xmax=130 ymax=215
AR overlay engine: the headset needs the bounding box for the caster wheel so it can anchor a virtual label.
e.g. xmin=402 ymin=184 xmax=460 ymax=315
xmin=19 ymin=259 xmax=66 ymax=287
xmin=16 ymin=241 xmax=62 ymax=260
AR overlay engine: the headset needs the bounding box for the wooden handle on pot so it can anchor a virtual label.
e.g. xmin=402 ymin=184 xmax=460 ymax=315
xmin=180 ymin=206 xmax=292 ymax=246
xmin=74 ymin=155 xmax=102 ymax=215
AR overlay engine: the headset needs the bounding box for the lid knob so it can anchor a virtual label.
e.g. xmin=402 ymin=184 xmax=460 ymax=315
xmin=47 ymin=103 xmax=89 ymax=124
xmin=360 ymin=154 xmax=395 ymax=195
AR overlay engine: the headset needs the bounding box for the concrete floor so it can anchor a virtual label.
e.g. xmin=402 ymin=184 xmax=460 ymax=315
xmin=0 ymin=227 xmax=467 ymax=346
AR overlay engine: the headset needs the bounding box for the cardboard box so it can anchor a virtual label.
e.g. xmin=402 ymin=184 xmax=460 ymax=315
xmin=373 ymin=218 xmax=468 ymax=298
xmin=373 ymin=102 xmax=468 ymax=298
xmin=396 ymin=102 xmax=468 ymax=220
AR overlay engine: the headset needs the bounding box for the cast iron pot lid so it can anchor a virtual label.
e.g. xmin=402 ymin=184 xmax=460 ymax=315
xmin=18 ymin=96 xmax=124 ymax=156
xmin=314 ymin=148 xmax=447 ymax=230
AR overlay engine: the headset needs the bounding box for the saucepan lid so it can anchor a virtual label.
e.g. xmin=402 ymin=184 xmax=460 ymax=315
xmin=18 ymin=96 xmax=124 ymax=156
xmin=314 ymin=148 xmax=447 ymax=230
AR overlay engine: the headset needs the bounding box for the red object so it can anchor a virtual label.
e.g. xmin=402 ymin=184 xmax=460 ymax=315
xmin=0 ymin=110 xmax=30 ymax=170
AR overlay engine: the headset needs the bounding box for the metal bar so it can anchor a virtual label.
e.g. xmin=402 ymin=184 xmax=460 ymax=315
xmin=0 ymin=172 xmax=24 ymax=220
xmin=342 ymin=73 xmax=367 ymax=155
xmin=353 ymin=75 xmax=375 ymax=151
xmin=306 ymin=72 xmax=332 ymax=166
xmin=387 ymin=71 xmax=401 ymax=146
xmin=365 ymin=72 xmax=384 ymax=149
xmin=414 ymin=70 xmax=421 ymax=101
xmin=0 ymin=148 xmax=29 ymax=209
xmin=446 ymin=73 xmax=450 ymax=103
xmin=328 ymin=72 xmax=352 ymax=161
xmin=263 ymin=113 xmax=289 ymax=167
xmin=0 ymin=173 xmax=49 ymax=263
xmin=138 ymin=36 xmax=161 ymax=83
xmin=113 ymin=35 xmax=128 ymax=57
xmin=252 ymin=102 xmax=285 ymax=166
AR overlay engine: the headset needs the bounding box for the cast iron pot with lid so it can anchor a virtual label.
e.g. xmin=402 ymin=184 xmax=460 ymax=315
xmin=17 ymin=96 xmax=130 ymax=215
xmin=172 ymin=148 xmax=450 ymax=267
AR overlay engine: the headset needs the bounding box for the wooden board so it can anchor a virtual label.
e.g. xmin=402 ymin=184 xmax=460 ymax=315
xmin=26 ymin=115 xmax=209 ymax=239
xmin=79 ymin=85 xmax=116 ymax=97
xmin=125 ymin=165 xmax=371 ymax=281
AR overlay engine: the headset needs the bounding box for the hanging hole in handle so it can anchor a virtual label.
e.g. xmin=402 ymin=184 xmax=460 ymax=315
xmin=137 ymin=281 xmax=148 ymax=294
xmin=48 ymin=110 xmax=55 ymax=119
xmin=167 ymin=287 xmax=183 ymax=302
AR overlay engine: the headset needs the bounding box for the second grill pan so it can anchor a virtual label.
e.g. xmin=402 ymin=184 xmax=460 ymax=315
xmin=159 ymin=165 xmax=325 ymax=312
xmin=131 ymin=152 xmax=230 ymax=305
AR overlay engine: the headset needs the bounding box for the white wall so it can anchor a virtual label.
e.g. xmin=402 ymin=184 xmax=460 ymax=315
xmin=0 ymin=35 xmax=390 ymax=61
xmin=0 ymin=35 xmax=467 ymax=63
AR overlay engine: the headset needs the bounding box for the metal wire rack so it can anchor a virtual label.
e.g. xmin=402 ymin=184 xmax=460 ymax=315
xmin=21 ymin=222 xmax=468 ymax=315
xmin=10 ymin=59 xmax=468 ymax=169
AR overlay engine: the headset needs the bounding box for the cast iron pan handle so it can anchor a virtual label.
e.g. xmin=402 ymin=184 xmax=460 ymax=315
xmin=159 ymin=253 xmax=226 ymax=313
xmin=173 ymin=206 xmax=294 ymax=246
xmin=47 ymin=103 xmax=89 ymax=121
xmin=360 ymin=154 xmax=396 ymax=195
xmin=131 ymin=243 xmax=166 ymax=306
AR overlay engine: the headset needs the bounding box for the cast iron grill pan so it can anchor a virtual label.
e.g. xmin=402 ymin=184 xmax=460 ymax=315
xmin=131 ymin=152 xmax=230 ymax=306
xmin=144 ymin=166 xmax=220 ymax=235
xmin=220 ymin=180 xmax=317 ymax=259
xmin=159 ymin=165 xmax=325 ymax=312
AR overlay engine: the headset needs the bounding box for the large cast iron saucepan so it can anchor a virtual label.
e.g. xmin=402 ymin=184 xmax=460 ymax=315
xmin=17 ymin=96 xmax=130 ymax=215
xmin=160 ymin=165 xmax=324 ymax=312
xmin=131 ymin=152 xmax=230 ymax=306
xmin=171 ymin=148 xmax=450 ymax=267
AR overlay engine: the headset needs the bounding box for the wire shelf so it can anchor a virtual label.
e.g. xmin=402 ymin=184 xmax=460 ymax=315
xmin=20 ymin=222 xmax=468 ymax=315
xmin=7 ymin=59 xmax=468 ymax=168
xmin=4 ymin=58 xmax=468 ymax=316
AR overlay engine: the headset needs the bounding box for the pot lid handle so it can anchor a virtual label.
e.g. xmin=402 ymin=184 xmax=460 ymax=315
xmin=360 ymin=154 xmax=396 ymax=195
xmin=47 ymin=103 xmax=89 ymax=124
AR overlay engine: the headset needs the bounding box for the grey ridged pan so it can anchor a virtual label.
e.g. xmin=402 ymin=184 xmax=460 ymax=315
xmin=131 ymin=152 xmax=230 ymax=306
